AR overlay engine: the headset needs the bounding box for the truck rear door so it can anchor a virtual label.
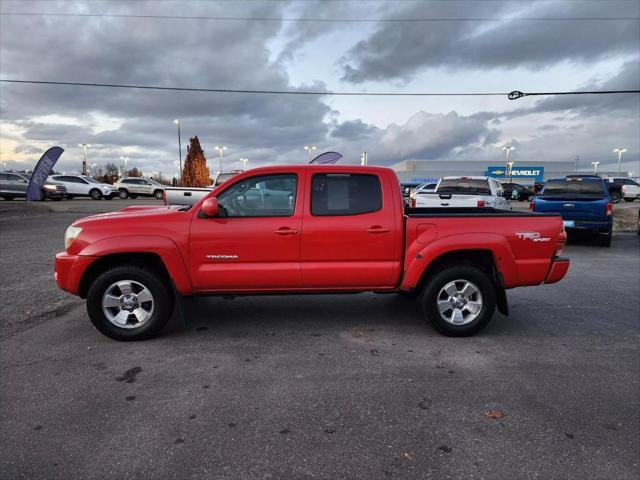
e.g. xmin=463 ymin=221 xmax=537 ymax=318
xmin=189 ymin=172 xmax=303 ymax=291
xmin=300 ymin=171 xmax=400 ymax=288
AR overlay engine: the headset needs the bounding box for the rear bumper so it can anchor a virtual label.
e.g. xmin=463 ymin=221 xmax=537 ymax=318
xmin=544 ymin=257 xmax=570 ymax=284
xmin=565 ymin=220 xmax=611 ymax=232
xmin=55 ymin=252 xmax=97 ymax=296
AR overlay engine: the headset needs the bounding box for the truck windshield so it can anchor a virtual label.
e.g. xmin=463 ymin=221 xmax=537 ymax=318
xmin=437 ymin=179 xmax=491 ymax=195
xmin=542 ymin=180 xmax=605 ymax=195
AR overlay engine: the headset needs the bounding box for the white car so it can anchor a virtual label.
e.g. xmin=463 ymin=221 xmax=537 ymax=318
xmin=607 ymin=177 xmax=639 ymax=202
xmin=409 ymin=182 xmax=438 ymax=207
xmin=415 ymin=176 xmax=512 ymax=209
xmin=48 ymin=174 xmax=118 ymax=200
xmin=113 ymin=177 xmax=165 ymax=199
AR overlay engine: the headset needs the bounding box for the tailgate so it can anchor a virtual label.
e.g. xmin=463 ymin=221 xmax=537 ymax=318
xmin=534 ymin=196 xmax=608 ymax=220
xmin=420 ymin=193 xmax=480 ymax=208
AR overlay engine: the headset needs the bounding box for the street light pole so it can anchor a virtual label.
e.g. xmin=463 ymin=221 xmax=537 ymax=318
xmin=240 ymin=157 xmax=248 ymax=171
xmin=78 ymin=144 xmax=91 ymax=175
xmin=173 ymin=119 xmax=182 ymax=184
xmin=215 ymin=146 xmax=227 ymax=172
xmin=507 ymin=161 xmax=514 ymax=183
xmin=613 ymin=148 xmax=627 ymax=176
xmin=304 ymin=145 xmax=317 ymax=162
xmin=120 ymin=156 xmax=129 ymax=178
xmin=592 ymin=161 xmax=600 ymax=174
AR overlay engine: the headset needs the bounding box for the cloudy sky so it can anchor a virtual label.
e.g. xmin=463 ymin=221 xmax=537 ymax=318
xmin=1 ymin=0 xmax=639 ymax=177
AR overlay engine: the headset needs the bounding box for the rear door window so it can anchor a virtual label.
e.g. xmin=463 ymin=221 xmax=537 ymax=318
xmin=311 ymin=173 xmax=382 ymax=216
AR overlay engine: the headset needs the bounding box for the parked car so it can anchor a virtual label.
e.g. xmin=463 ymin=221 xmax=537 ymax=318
xmin=164 ymin=186 xmax=213 ymax=206
xmin=606 ymin=177 xmax=639 ymax=202
xmin=400 ymin=182 xmax=423 ymax=199
xmin=500 ymin=182 xmax=535 ymax=201
xmin=113 ymin=177 xmax=165 ymax=199
xmin=48 ymin=174 xmax=118 ymax=200
xmin=415 ymin=176 xmax=511 ymax=209
xmin=0 ymin=172 xmax=67 ymax=200
xmin=55 ymin=165 xmax=569 ymax=341
xmin=214 ymin=170 xmax=243 ymax=186
xmin=531 ymin=175 xmax=612 ymax=247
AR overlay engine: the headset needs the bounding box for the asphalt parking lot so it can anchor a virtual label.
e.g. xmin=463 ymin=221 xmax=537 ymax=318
xmin=1 ymin=199 xmax=639 ymax=479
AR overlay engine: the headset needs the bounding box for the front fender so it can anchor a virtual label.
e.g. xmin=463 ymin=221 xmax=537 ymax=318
xmin=79 ymin=235 xmax=192 ymax=295
xmin=400 ymin=233 xmax=518 ymax=290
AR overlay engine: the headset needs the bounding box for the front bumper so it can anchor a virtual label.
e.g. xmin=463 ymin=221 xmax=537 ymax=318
xmin=544 ymin=257 xmax=570 ymax=284
xmin=55 ymin=252 xmax=97 ymax=296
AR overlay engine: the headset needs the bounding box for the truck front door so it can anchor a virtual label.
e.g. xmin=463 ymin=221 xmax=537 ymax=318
xmin=189 ymin=173 xmax=303 ymax=291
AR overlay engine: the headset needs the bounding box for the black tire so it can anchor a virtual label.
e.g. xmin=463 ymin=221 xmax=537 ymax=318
xmin=154 ymin=190 xmax=164 ymax=200
xmin=2 ymin=195 xmax=15 ymax=200
xmin=610 ymin=191 xmax=621 ymax=203
xmin=419 ymin=265 xmax=496 ymax=337
xmin=90 ymin=189 xmax=102 ymax=200
xmin=624 ymin=198 xmax=634 ymax=202
xmin=86 ymin=265 xmax=175 ymax=341
xmin=118 ymin=189 xmax=129 ymax=199
xmin=597 ymin=227 xmax=612 ymax=247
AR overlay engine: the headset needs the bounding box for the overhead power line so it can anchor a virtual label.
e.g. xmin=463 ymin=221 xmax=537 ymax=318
xmin=1 ymin=12 xmax=638 ymax=22
xmin=1 ymin=79 xmax=639 ymax=100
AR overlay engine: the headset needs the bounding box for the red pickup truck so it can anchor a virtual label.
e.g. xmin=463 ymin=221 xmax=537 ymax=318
xmin=55 ymin=165 xmax=569 ymax=341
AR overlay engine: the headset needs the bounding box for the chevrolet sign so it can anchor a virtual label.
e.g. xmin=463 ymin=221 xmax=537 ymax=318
xmin=487 ymin=166 xmax=544 ymax=183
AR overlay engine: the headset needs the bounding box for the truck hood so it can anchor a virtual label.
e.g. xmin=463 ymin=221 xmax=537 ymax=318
xmin=73 ymin=205 xmax=183 ymax=227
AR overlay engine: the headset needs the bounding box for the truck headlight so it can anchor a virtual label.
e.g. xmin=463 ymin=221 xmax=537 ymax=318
xmin=64 ymin=225 xmax=82 ymax=249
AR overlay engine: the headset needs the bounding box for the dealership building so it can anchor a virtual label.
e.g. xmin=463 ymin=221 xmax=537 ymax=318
xmin=390 ymin=159 xmax=580 ymax=186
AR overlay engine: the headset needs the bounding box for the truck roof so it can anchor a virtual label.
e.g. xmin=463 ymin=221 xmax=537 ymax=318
xmin=235 ymin=164 xmax=395 ymax=175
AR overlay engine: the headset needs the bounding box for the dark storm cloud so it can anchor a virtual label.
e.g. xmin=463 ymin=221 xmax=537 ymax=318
xmin=331 ymin=119 xmax=379 ymax=140
xmin=0 ymin=0 xmax=334 ymax=169
xmin=528 ymin=58 xmax=640 ymax=115
xmin=341 ymin=1 xmax=640 ymax=83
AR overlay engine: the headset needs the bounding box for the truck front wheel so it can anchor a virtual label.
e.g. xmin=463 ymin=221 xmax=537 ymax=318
xmin=86 ymin=265 xmax=174 ymax=341
xmin=420 ymin=265 xmax=496 ymax=337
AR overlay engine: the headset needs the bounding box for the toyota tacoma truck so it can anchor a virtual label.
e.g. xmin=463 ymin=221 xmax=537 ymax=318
xmin=55 ymin=165 xmax=569 ymax=341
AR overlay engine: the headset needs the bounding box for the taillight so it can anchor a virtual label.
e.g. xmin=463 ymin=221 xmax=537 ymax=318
xmin=555 ymin=226 xmax=567 ymax=257
xmin=529 ymin=201 xmax=535 ymax=211
xmin=163 ymin=190 xmax=167 ymax=206
xmin=411 ymin=198 xmax=416 ymax=208
xmin=606 ymin=202 xmax=613 ymax=216
xmin=477 ymin=200 xmax=485 ymax=208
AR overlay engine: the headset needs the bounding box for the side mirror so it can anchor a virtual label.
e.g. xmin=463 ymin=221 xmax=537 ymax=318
xmin=201 ymin=197 xmax=219 ymax=217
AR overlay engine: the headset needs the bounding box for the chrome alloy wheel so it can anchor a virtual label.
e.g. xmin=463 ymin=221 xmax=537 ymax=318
xmin=436 ymin=279 xmax=483 ymax=325
xmin=101 ymin=280 xmax=154 ymax=329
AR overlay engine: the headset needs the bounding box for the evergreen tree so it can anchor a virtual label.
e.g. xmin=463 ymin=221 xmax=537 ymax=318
xmin=182 ymin=136 xmax=211 ymax=187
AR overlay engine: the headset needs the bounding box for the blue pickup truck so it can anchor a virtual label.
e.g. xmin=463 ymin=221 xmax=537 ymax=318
xmin=532 ymin=175 xmax=613 ymax=247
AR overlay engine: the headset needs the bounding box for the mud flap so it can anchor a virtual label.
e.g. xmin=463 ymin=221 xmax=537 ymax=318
xmin=495 ymin=272 xmax=509 ymax=316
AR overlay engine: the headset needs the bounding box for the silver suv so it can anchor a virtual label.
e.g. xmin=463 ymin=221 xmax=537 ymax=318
xmin=113 ymin=177 xmax=165 ymax=200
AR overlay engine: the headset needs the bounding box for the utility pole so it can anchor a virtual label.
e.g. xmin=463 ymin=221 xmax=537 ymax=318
xmin=173 ymin=120 xmax=182 ymax=183
xmin=360 ymin=152 xmax=368 ymax=165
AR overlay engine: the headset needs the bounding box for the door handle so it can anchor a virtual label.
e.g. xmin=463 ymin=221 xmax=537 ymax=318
xmin=274 ymin=227 xmax=298 ymax=235
xmin=366 ymin=226 xmax=390 ymax=234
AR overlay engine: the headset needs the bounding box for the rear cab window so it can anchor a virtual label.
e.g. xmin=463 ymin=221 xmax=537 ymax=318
xmin=542 ymin=179 xmax=606 ymax=195
xmin=437 ymin=178 xmax=491 ymax=195
xmin=311 ymin=173 xmax=382 ymax=216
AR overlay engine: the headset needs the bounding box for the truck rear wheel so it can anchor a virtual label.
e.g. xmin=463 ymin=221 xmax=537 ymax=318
xmin=86 ymin=265 xmax=174 ymax=341
xmin=419 ymin=265 xmax=496 ymax=337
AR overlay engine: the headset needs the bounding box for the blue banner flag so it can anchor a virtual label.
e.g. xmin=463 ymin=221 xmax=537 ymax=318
xmin=26 ymin=146 xmax=64 ymax=201
xmin=309 ymin=151 xmax=343 ymax=164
